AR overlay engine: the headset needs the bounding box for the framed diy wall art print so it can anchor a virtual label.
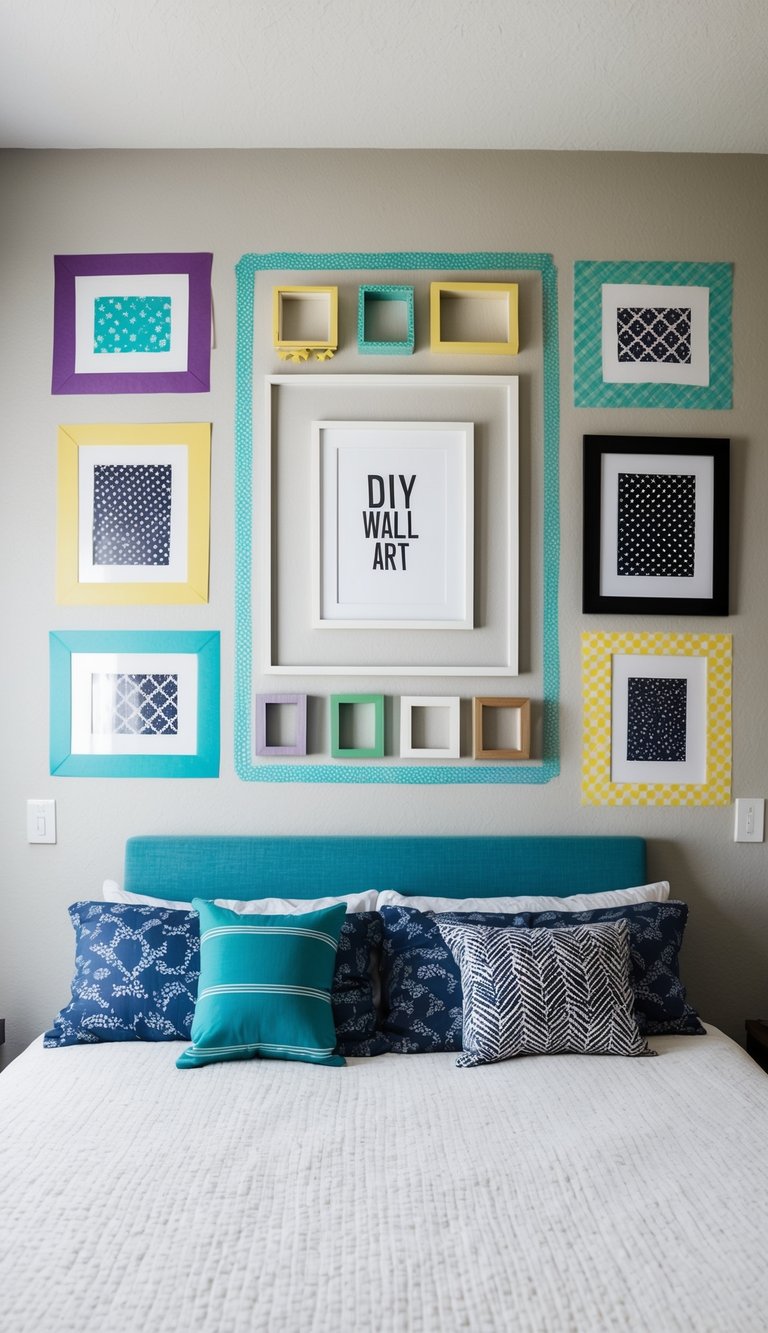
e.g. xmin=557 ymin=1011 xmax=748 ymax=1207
xmin=49 ymin=630 xmax=220 ymax=777
xmin=51 ymin=252 xmax=213 ymax=394
xmin=313 ymin=419 xmax=474 ymax=629
xmin=235 ymin=250 xmax=561 ymax=786
xmin=56 ymin=423 xmax=211 ymax=604
xmin=582 ymin=435 xmax=729 ymax=615
xmin=581 ymin=630 xmax=731 ymax=806
xmin=573 ymin=259 xmax=732 ymax=409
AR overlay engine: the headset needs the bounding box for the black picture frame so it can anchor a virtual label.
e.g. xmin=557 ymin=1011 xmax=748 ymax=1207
xmin=582 ymin=435 xmax=730 ymax=615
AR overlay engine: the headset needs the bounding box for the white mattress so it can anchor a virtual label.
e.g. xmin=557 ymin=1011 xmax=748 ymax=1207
xmin=2 ymin=1027 xmax=768 ymax=1332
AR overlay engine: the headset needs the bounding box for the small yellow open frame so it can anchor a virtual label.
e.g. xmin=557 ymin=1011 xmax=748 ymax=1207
xmin=273 ymin=286 xmax=339 ymax=361
xmin=430 ymin=282 xmax=519 ymax=355
xmin=472 ymin=696 xmax=531 ymax=760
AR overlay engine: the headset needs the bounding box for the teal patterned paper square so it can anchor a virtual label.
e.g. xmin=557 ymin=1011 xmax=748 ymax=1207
xmin=574 ymin=260 xmax=732 ymax=409
xmin=94 ymin=294 xmax=172 ymax=354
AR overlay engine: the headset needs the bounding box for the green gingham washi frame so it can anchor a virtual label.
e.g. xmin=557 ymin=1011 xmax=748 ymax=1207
xmin=234 ymin=251 xmax=560 ymax=784
xmin=573 ymin=259 xmax=733 ymax=409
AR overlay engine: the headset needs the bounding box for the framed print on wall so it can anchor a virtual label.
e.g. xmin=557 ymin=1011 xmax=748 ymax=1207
xmin=581 ymin=630 xmax=731 ymax=806
xmin=263 ymin=372 xmax=518 ymax=675
xmin=56 ymin=423 xmax=211 ymax=604
xmin=49 ymin=630 xmax=220 ymax=777
xmin=573 ymin=259 xmax=733 ymax=409
xmin=51 ymin=252 xmax=213 ymax=394
xmin=582 ymin=435 xmax=729 ymax=615
xmin=313 ymin=419 xmax=474 ymax=628
xmin=235 ymin=249 xmax=561 ymax=786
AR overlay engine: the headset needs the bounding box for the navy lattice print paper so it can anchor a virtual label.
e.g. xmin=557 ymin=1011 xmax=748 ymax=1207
xmin=617 ymin=472 xmax=696 ymax=578
xmin=92 ymin=464 xmax=172 ymax=566
xmin=626 ymin=677 xmax=687 ymax=762
xmin=617 ymin=307 xmax=692 ymax=364
xmin=93 ymin=673 xmax=179 ymax=736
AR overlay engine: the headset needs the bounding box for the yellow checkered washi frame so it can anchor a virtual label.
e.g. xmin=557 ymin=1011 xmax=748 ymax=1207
xmin=581 ymin=631 xmax=732 ymax=807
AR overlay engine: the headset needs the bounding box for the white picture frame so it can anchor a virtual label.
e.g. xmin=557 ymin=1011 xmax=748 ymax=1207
xmin=601 ymin=283 xmax=710 ymax=387
xmin=262 ymin=374 xmax=519 ymax=676
xmin=610 ymin=652 xmax=708 ymax=785
xmin=312 ymin=420 xmax=474 ymax=629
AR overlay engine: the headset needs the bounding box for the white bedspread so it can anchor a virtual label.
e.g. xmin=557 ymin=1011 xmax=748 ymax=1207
xmin=2 ymin=1027 xmax=768 ymax=1332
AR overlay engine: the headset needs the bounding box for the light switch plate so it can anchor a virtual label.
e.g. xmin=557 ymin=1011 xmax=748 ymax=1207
xmin=27 ymin=798 xmax=56 ymax=844
xmin=734 ymin=797 xmax=764 ymax=843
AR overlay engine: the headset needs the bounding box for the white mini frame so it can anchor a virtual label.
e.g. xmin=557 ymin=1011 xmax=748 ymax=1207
xmin=400 ymin=696 xmax=461 ymax=759
xmin=313 ymin=420 xmax=474 ymax=628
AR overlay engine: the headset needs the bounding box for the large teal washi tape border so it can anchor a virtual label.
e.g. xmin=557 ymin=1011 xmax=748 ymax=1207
xmin=573 ymin=259 xmax=733 ymax=409
xmin=234 ymin=251 xmax=560 ymax=784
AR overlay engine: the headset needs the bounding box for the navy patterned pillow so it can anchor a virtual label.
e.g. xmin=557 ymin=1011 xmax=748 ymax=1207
xmin=437 ymin=919 xmax=652 ymax=1066
xmin=332 ymin=911 xmax=389 ymax=1057
xmin=379 ymin=900 xmax=703 ymax=1053
xmin=45 ymin=902 xmax=389 ymax=1055
xmin=379 ymin=905 xmax=463 ymax=1053
xmin=44 ymin=901 xmax=199 ymax=1045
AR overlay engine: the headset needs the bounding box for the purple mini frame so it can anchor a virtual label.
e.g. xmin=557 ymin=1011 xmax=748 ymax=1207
xmin=51 ymin=252 xmax=212 ymax=394
xmin=255 ymin=693 xmax=308 ymax=757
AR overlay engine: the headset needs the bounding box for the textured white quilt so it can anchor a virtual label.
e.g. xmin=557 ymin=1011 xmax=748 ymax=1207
xmin=2 ymin=1028 xmax=768 ymax=1332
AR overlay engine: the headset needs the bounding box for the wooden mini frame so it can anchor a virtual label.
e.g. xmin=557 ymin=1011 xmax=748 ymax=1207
xmin=330 ymin=694 xmax=385 ymax=758
xmin=430 ymin=282 xmax=519 ymax=355
xmin=400 ymin=696 xmax=460 ymax=759
xmin=357 ymin=285 xmax=415 ymax=355
xmin=272 ymin=286 xmax=338 ymax=361
xmin=254 ymin=693 xmax=307 ymax=757
xmin=472 ymin=697 xmax=531 ymax=760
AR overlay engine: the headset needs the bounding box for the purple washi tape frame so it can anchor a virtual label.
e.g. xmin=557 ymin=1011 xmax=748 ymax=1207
xmin=254 ymin=693 xmax=308 ymax=757
xmin=51 ymin=252 xmax=212 ymax=394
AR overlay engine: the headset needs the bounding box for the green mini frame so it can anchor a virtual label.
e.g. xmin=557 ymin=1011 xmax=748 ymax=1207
xmin=330 ymin=694 xmax=385 ymax=758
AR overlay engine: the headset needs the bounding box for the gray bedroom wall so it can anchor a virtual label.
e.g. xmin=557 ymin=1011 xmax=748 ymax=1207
xmin=1 ymin=148 xmax=767 ymax=1063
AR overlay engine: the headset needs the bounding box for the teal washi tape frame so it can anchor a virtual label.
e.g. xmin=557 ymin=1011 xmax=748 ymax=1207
xmin=234 ymin=251 xmax=560 ymax=784
xmin=50 ymin=629 xmax=221 ymax=778
xmin=573 ymin=259 xmax=733 ymax=410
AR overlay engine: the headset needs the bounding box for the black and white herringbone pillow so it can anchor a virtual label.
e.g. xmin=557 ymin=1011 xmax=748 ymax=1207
xmin=436 ymin=919 xmax=652 ymax=1067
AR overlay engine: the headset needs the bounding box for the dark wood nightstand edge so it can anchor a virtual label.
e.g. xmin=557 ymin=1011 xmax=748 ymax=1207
xmin=745 ymin=1019 xmax=768 ymax=1072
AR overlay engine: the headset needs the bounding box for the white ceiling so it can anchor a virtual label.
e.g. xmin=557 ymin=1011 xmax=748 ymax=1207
xmin=1 ymin=0 xmax=767 ymax=153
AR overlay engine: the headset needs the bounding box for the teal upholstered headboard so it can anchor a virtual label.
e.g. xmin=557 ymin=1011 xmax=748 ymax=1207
xmin=124 ymin=836 xmax=647 ymax=902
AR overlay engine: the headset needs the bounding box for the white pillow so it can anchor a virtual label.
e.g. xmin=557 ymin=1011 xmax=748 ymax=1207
xmin=102 ymin=881 xmax=377 ymax=915
xmin=375 ymin=880 xmax=670 ymax=914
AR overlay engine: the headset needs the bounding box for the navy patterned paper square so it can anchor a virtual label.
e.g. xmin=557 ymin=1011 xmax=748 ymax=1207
xmin=616 ymin=306 xmax=692 ymax=364
xmin=626 ymin=676 xmax=687 ymax=762
xmin=617 ymin=472 xmax=696 ymax=578
xmin=94 ymin=673 xmax=180 ymax=736
xmin=92 ymin=463 xmax=172 ymax=566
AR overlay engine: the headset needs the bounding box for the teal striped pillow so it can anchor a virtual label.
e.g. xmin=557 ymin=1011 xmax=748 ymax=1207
xmin=177 ymin=900 xmax=346 ymax=1068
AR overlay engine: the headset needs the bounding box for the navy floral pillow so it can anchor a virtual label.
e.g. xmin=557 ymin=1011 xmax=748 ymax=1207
xmin=45 ymin=902 xmax=388 ymax=1055
xmin=332 ymin=911 xmax=389 ymax=1056
xmin=379 ymin=905 xmax=464 ymax=1053
xmin=44 ymin=902 xmax=199 ymax=1045
xmin=379 ymin=900 xmax=703 ymax=1053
